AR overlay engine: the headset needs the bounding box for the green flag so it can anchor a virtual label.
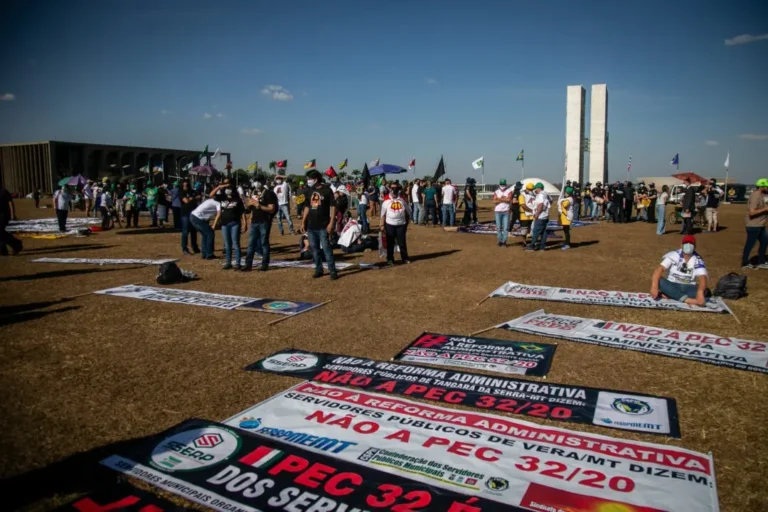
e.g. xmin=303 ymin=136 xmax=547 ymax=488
xmin=516 ymin=150 xmax=524 ymax=162
xmin=199 ymin=145 xmax=209 ymax=160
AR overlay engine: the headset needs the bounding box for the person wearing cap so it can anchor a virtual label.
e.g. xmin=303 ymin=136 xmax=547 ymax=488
xmin=591 ymin=182 xmax=603 ymax=219
xmin=651 ymin=235 xmax=710 ymax=306
xmin=241 ymin=177 xmax=277 ymax=272
xmin=558 ymin=186 xmax=574 ymax=250
xmin=741 ymin=178 xmax=768 ymax=269
xmin=171 ymin=181 xmax=182 ymax=230
xmin=517 ymin=182 xmax=535 ymax=245
xmin=492 ymin=179 xmax=513 ymax=247
xmin=380 ymin=182 xmax=411 ymax=264
xmin=582 ymin=182 xmax=592 ymax=220
xmin=527 ymin=182 xmax=551 ymax=251
xmin=703 ymin=179 xmax=723 ymax=233
xmin=301 ymin=169 xmax=338 ymax=279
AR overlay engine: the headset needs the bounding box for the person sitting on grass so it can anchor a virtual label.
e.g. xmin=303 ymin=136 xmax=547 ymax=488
xmin=650 ymin=235 xmax=711 ymax=306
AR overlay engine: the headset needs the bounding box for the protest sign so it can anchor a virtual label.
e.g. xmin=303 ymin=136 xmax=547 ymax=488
xmin=499 ymin=309 xmax=768 ymax=374
xmin=392 ymin=332 xmax=555 ymax=377
xmin=33 ymin=257 xmax=179 ymax=265
xmin=226 ymin=382 xmax=719 ymax=511
xmin=54 ymin=482 xmax=192 ymax=511
xmin=7 ymin=217 xmax=100 ymax=234
xmin=94 ymin=285 xmax=259 ymax=310
xmin=101 ymin=418 xmax=513 ymax=512
xmin=488 ymin=281 xmax=730 ymax=314
xmin=237 ymin=258 xmax=376 ymax=271
xmin=238 ymin=299 xmax=321 ymax=316
xmin=246 ymin=349 xmax=680 ymax=436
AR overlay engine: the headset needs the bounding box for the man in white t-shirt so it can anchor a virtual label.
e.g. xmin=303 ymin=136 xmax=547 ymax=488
xmin=410 ymin=179 xmax=422 ymax=224
xmin=527 ymin=182 xmax=551 ymax=251
xmin=651 ymin=235 xmax=711 ymax=306
xmin=441 ymin=179 xmax=456 ymax=227
xmin=380 ymin=183 xmax=411 ymax=264
xmin=493 ymin=179 xmax=513 ymax=247
xmin=190 ymin=198 xmax=222 ymax=259
xmin=83 ymin=180 xmax=94 ymax=217
xmin=52 ymin=185 xmax=71 ymax=232
xmin=274 ymin=176 xmax=294 ymax=235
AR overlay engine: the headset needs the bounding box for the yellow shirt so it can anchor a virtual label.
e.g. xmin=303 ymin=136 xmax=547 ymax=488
xmin=519 ymin=193 xmax=532 ymax=220
xmin=559 ymin=198 xmax=572 ymax=226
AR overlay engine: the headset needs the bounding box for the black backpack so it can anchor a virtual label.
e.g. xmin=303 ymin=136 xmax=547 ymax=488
xmin=714 ymin=273 xmax=747 ymax=300
xmin=156 ymin=262 xmax=184 ymax=285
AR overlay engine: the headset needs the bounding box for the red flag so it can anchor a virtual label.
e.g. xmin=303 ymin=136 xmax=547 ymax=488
xmin=408 ymin=159 xmax=415 ymax=170
xmin=325 ymin=166 xmax=337 ymax=178
xmin=277 ymin=160 xmax=287 ymax=168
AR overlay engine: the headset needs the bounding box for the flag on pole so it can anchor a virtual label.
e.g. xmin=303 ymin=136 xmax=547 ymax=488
xmin=304 ymin=159 xmax=316 ymax=170
xmin=408 ymin=158 xmax=415 ymax=170
xmin=516 ymin=150 xmax=524 ymax=162
xmin=211 ymin=147 xmax=221 ymax=160
xmin=362 ymin=163 xmax=371 ymax=190
xmin=139 ymin=165 xmax=149 ymax=173
xmin=724 ymin=152 xmax=730 ymax=169
xmin=276 ymin=160 xmax=287 ymax=169
xmin=338 ymin=158 xmax=348 ymax=170
xmin=324 ymin=166 xmax=337 ymax=178
xmin=471 ymin=156 xmax=484 ymax=170
xmin=370 ymin=158 xmax=380 ymax=167
xmin=433 ymin=156 xmax=446 ymax=180
xmin=247 ymin=162 xmax=258 ymax=171
xmin=199 ymin=145 xmax=209 ymax=159
xmin=627 ymin=155 xmax=632 ymax=174
xmin=670 ymin=153 xmax=679 ymax=167
xmin=183 ymin=162 xmax=193 ymax=171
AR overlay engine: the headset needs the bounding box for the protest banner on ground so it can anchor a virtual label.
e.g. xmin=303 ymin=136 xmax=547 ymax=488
xmin=101 ymin=418 xmax=514 ymax=512
xmin=488 ymin=281 xmax=730 ymax=314
xmin=237 ymin=258 xmax=377 ymax=271
xmin=33 ymin=257 xmax=179 ymax=265
xmin=54 ymin=482 xmax=192 ymax=511
xmin=95 ymin=284 xmax=323 ymax=315
xmin=392 ymin=332 xmax=556 ymax=377
xmin=7 ymin=217 xmax=100 ymax=234
xmin=226 ymin=382 xmax=719 ymax=511
xmin=498 ymin=309 xmax=768 ymax=374
xmin=246 ymin=349 xmax=680 ymax=436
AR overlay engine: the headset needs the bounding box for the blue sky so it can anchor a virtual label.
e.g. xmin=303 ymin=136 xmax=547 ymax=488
xmin=1 ymin=0 xmax=766 ymax=183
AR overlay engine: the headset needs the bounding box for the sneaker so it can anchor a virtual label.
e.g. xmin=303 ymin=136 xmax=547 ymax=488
xmin=258 ymin=265 xmax=268 ymax=272
xmin=403 ymin=260 xmax=411 ymax=264
xmin=561 ymin=244 xmax=570 ymax=250
xmin=742 ymin=264 xmax=756 ymax=270
xmin=222 ymin=264 xmax=233 ymax=270
xmin=757 ymin=263 xmax=768 ymax=270
xmin=387 ymin=260 xmax=395 ymax=266
xmin=239 ymin=266 xmax=252 ymax=272
xmin=497 ymin=242 xmax=503 ymax=247
xmin=525 ymin=247 xmax=534 ymax=252
xmin=191 ymin=249 xmax=201 ymax=254
xmin=182 ymin=249 xmax=191 ymax=256
xmin=233 ymin=265 xmax=241 ymax=271
xmin=313 ymin=271 xmax=323 ymax=278
xmin=330 ymin=273 xmax=339 ymax=281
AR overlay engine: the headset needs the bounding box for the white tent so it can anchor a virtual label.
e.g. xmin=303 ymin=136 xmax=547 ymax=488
xmin=521 ymin=178 xmax=561 ymax=197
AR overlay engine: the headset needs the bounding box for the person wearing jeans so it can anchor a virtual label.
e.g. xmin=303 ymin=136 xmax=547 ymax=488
xmin=357 ymin=192 xmax=369 ymax=234
xmin=411 ymin=180 xmax=423 ymax=225
xmin=492 ymin=179 xmax=512 ymax=247
xmin=742 ymin=179 xmax=768 ymax=269
xmin=301 ymin=170 xmax=338 ymax=279
xmin=218 ymin=187 xmax=244 ymax=270
xmin=52 ymin=186 xmax=71 ymax=232
xmin=651 ymin=235 xmax=710 ymax=306
xmin=656 ymin=186 xmax=669 ymax=235
xmin=274 ymin=177 xmax=294 ymax=235
xmin=179 ymin=182 xmax=200 ymax=254
xmin=527 ymin=183 xmax=551 ymax=251
xmin=190 ymin=198 xmax=221 ymax=259
xmin=381 ymin=183 xmax=411 ymax=264
xmin=441 ymin=179 xmax=456 ymax=227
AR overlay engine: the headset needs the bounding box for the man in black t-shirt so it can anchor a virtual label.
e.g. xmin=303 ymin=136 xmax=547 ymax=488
xmin=180 ymin=181 xmax=201 ymax=255
xmin=704 ymin=179 xmax=723 ymax=232
xmin=242 ymin=179 xmax=277 ymax=272
xmin=0 ymin=184 xmax=22 ymax=256
xmin=612 ymin=182 xmax=626 ymax=223
xmin=301 ymin=169 xmax=338 ymax=279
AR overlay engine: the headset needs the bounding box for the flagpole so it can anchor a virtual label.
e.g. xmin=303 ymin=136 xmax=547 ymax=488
xmin=725 ymin=151 xmax=730 ymax=203
xmin=521 ymin=158 xmax=524 ymax=181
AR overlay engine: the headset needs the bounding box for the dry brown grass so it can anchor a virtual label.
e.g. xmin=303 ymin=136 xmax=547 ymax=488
xmin=1 ymin=198 xmax=767 ymax=511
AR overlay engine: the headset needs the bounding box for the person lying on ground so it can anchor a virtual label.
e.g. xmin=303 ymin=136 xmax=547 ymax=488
xmin=650 ymin=235 xmax=711 ymax=306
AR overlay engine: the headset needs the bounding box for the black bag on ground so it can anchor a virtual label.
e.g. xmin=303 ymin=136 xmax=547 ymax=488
xmin=156 ymin=262 xmax=184 ymax=285
xmin=714 ymin=273 xmax=747 ymax=300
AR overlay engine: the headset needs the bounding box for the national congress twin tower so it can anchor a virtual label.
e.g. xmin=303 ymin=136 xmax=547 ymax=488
xmin=565 ymin=84 xmax=608 ymax=186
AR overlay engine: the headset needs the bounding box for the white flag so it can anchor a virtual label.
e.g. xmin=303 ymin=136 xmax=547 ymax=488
xmin=183 ymin=162 xmax=193 ymax=171
xmin=724 ymin=152 xmax=730 ymax=169
xmin=211 ymin=147 xmax=221 ymax=160
xmin=369 ymin=158 xmax=380 ymax=167
xmin=471 ymin=156 xmax=484 ymax=170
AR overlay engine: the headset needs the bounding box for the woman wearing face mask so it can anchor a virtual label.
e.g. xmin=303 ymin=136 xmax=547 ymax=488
xmin=650 ymin=235 xmax=711 ymax=306
xmin=492 ymin=179 xmax=513 ymax=247
xmin=218 ymin=185 xmax=245 ymax=270
xmin=123 ymin=184 xmax=140 ymax=228
xmin=379 ymin=183 xmax=411 ymax=265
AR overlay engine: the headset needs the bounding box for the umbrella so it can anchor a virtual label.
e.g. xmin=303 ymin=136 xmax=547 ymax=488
xmin=368 ymin=164 xmax=407 ymax=177
xmin=58 ymin=175 xmax=86 ymax=187
xmin=189 ymin=165 xmax=218 ymax=177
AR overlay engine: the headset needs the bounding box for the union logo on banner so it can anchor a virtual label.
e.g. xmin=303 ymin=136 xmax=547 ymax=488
xmin=287 ymin=355 xmax=311 ymax=363
xmin=193 ymin=433 xmax=224 ymax=448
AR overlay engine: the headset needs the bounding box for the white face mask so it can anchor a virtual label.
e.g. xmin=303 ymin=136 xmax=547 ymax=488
xmin=307 ymin=179 xmax=317 ymax=187
xmin=253 ymin=182 xmax=263 ymax=191
xmin=499 ymin=186 xmax=507 ymax=191
xmin=682 ymin=243 xmax=695 ymax=255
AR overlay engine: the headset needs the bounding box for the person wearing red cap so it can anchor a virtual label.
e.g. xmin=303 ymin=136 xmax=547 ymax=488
xmin=650 ymin=235 xmax=710 ymax=306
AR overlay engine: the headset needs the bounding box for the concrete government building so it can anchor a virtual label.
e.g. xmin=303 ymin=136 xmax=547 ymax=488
xmin=0 ymin=140 xmax=216 ymax=194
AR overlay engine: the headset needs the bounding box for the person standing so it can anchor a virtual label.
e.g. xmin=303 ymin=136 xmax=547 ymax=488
xmin=572 ymin=182 xmax=582 ymax=221
xmin=123 ymin=184 xmax=140 ymax=228
xmin=623 ymin=181 xmax=634 ymax=222
xmin=156 ymin=184 xmax=169 ymax=228
xmin=656 ymin=185 xmax=669 ymax=235
xmin=509 ymin=182 xmax=522 ymax=232
xmin=680 ymin=179 xmax=696 ymax=235
xmin=410 ymin=179 xmax=422 ymax=225
xmin=380 ymin=183 xmax=411 ymax=265
xmin=52 ymin=185 xmax=71 ymax=232
xmin=441 ymin=178 xmax=456 ymax=227
xmin=242 ymin=179 xmax=277 ymax=272
xmin=635 ymin=181 xmax=648 ymax=222
xmin=582 ymin=183 xmax=592 ymax=220
xmin=171 ymin=181 xmax=182 ymax=229
xmin=218 ymin=186 xmax=244 ymax=270
xmin=741 ymin=178 xmax=768 ymax=269
xmin=518 ymin=182 xmax=535 ymax=246
xmin=99 ymin=187 xmax=112 ymax=229
xmin=274 ymin=176 xmax=294 ymax=236
xmin=190 ymin=196 xmax=221 ymax=260
xmin=83 ymin=180 xmax=94 ymax=217
xmin=527 ymin=182 xmax=551 ymax=251
xmin=469 ymin=179 xmax=478 ymax=223
xmin=357 ymin=186 xmax=370 ymax=234
xmin=0 ymin=184 xmax=22 ymax=255
xmin=461 ymin=182 xmax=474 ymax=226
xmin=558 ymin=186 xmax=574 ymax=250
xmin=647 ymin=183 xmax=658 ymax=223
xmin=613 ymin=182 xmax=626 ymax=223
xmin=493 ymin=179 xmax=513 ymax=247
xmin=145 ymin=182 xmax=159 ymax=227
xmin=422 ymin=181 xmax=438 ymax=226
xmin=704 ymin=179 xmax=723 ymax=233
xmin=301 ymin=169 xmax=338 ymax=280
xmin=180 ymin=181 xmax=201 ymax=255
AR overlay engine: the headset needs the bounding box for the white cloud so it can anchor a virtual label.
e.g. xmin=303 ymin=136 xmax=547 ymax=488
xmin=160 ymin=109 xmax=170 ymax=115
xmin=426 ymin=78 xmax=438 ymax=85
xmin=216 ymin=113 xmax=224 ymax=118
xmin=740 ymin=133 xmax=768 ymax=140
xmin=705 ymin=140 xmax=719 ymax=146
xmin=1 ymin=93 xmax=15 ymax=101
xmin=240 ymin=128 xmax=263 ymax=135
xmin=302 ymin=91 xmax=308 ymax=96
xmin=261 ymin=84 xmax=293 ymax=101
xmin=725 ymin=34 xmax=768 ymax=46
xmin=202 ymin=112 xmax=213 ymax=119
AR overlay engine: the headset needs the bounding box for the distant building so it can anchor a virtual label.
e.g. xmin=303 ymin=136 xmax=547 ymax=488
xmin=565 ymin=86 xmax=586 ymax=184
xmin=0 ymin=140 xmax=229 ymax=194
xmin=588 ymin=84 xmax=608 ymax=185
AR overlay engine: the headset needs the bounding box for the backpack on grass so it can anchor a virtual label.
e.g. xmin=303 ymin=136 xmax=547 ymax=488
xmin=714 ymin=273 xmax=747 ymax=300
xmin=156 ymin=262 xmax=184 ymax=285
